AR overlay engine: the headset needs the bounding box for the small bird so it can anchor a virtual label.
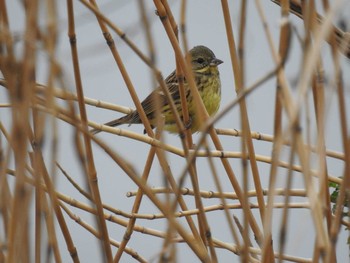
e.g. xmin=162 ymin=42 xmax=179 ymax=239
xmin=92 ymin=45 xmax=223 ymax=134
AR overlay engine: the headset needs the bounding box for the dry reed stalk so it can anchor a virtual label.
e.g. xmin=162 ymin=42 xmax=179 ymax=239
xmin=274 ymin=3 xmax=292 ymax=261
xmin=6 ymin=99 xmax=347 ymax=188
xmin=178 ymin=0 xmax=193 ymax=148
xmin=83 ymin=3 xmax=205 ymax=254
xmin=153 ymin=3 xmax=220 ymax=260
xmin=272 ymin=0 xmax=350 ymax=60
xmin=127 ymin=202 xmax=313 ymax=221
xmin=236 ymin=2 xmax=252 ymax=261
xmin=56 ymin=110 xmax=211 ymax=260
xmin=1 ymin=0 xmax=349 ymax=262
xmin=113 ymin=128 xmax=162 ymax=261
xmin=304 ymin=4 xmax=334 ymax=258
xmin=5 ymin=125 xmax=210 ymax=253
xmin=86 ymin=128 xmax=211 ymax=261
xmin=2 ymin=83 xmax=347 ymax=161
xmin=30 ymin=152 xmax=78 ymax=263
xmin=204 ymin=141 xmax=243 ymax=254
xmin=159 ymin=3 xmax=217 ymax=258
xmin=59 ymin=202 xmax=148 ymax=263
xmin=127 ymin=187 xmax=309 ymax=200
xmin=256 ymin=0 xmax=341 ymax=261
xmin=66 ymin=1 xmax=113 ymax=261
xmin=174 ymin=61 xmax=281 ymax=251
xmin=221 ymin=1 xmax=266 ymax=227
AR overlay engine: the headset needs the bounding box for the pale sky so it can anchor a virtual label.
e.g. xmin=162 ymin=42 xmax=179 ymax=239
xmin=1 ymin=0 xmax=350 ymax=262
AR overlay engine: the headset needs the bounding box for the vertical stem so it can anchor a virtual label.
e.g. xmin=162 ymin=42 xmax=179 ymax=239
xmin=66 ymin=0 xmax=112 ymax=261
xmin=221 ymin=0 xmax=266 ymax=223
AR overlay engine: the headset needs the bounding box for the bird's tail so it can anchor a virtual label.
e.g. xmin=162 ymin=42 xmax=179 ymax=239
xmin=91 ymin=112 xmax=139 ymax=135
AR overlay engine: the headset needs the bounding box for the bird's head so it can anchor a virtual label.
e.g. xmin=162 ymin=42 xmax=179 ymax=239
xmin=188 ymin=45 xmax=223 ymax=74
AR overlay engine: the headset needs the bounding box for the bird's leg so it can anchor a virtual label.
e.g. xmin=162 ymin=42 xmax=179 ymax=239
xmin=178 ymin=117 xmax=193 ymax=139
xmin=143 ymin=125 xmax=155 ymax=134
xmin=184 ymin=116 xmax=193 ymax=130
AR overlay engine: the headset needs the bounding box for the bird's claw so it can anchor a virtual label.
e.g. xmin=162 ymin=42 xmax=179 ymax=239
xmin=184 ymin=117 xmax=193 ymax=130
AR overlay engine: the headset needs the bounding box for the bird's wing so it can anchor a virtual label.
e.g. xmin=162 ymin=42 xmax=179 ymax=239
xmin=140 ymin=70 xmax=184 ymax=117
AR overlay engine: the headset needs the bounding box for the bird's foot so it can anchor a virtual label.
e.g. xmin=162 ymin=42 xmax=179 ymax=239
xmin=184 ymin=117 xmax=193 ymax=130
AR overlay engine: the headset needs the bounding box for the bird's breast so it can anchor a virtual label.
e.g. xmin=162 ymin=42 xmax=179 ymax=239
xmin=201 ymin=75 xmax=221 ymax=116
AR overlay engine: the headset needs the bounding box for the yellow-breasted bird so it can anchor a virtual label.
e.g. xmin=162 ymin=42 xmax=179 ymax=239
xmin=92 ymin=45 xmax=223 ymax=134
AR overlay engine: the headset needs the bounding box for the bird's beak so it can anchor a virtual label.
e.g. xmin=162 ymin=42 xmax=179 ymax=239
xmin=210 ymin=58 xmax=223 ymax=66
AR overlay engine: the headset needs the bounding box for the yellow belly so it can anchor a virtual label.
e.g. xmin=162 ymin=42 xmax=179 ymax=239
xmin=164 ymin=71 xmax=221 ymax=134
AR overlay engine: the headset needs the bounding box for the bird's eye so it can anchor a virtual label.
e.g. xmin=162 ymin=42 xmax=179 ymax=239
xmin=196 ymin=57 xmax=205 ymax=64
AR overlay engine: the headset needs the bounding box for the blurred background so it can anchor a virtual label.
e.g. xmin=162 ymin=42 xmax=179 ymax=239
xmin=1 ymin=0 xmax=350 ymax=262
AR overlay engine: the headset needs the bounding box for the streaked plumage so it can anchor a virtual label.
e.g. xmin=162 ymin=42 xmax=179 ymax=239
xmin=93 ymin=45 xmax=223 ymax=134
